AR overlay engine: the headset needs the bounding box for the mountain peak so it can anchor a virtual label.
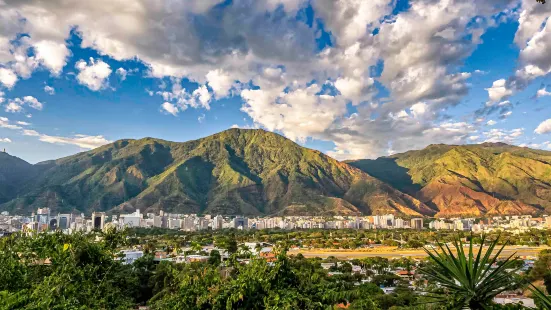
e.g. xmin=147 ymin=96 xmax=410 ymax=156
xmin=0 ymin=128 xmax=430 ymax=217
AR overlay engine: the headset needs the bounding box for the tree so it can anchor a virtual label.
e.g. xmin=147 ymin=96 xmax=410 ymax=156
xmin=208 ymin=249 xmax=221 ymax=266
xmin=419 ymin=234 xmax=521 ymax=309
xmin=0 ymin=231 xmax=138 ymax=309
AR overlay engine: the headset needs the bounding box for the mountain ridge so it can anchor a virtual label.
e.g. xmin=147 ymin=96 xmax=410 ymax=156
xmin=1 ymin=130 xmax=550 ymax=218
xmin=0 ymin=129 xmax=431 ymax=217
xmin=348 ymin=143 xmax=551 ymax=217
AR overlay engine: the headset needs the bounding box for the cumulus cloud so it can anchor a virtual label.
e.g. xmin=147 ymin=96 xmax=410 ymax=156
xmin=22 ymin=96 xmax=43 ymax=110
xmin=486 ymin=79 xmax=513 ymax=102
xmin=482 ymin=128 xmax=524 ymax=144
xmin=0 ymin=138 xmax=11 ymax=143
xmin=487 ymin=0 xmax=551 ymax=101
xmin=75 ymin=58 xmax=112 ymax=91
xmin=0 ymin=0 xmax=537 ymax=158
xmin=5 ymin=100 xmax=23 ymax=113
xmin=537 ymin=87 xmax=551 ymax=97
xmin=116 ymin=68 xmax=127 ymax=81
xmin=0 ymin=68 xmax=17 ymax=88
xmin=44 ymin=85 xmax=55 ymax=95
xmin=487 ymin=120 xmax=497 ymax=126
xmin=206 ymin=69 xmax=234 ymax=99
xmin=156 ymin=81 xmax=212 ymax=113
xmin=535 ymin=119 xmax=551 ymax=134
xmin=161 ymin=102 xmax=179 ymax=116
xmin=4 ymin=96 xmax=44 ymax=113
xmin=241 ymin=84 xmax=347 ymax=142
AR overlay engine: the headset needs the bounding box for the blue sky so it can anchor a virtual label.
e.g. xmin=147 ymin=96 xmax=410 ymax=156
xmin=0 ymin=0 xmax=551 ymax=163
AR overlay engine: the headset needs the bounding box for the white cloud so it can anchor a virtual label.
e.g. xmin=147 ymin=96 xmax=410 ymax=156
xmin=0 ymin=68 xmax=18 ymax=88
xmin=161 ymin=102 xmax=179 ymax=116
xmin=501 ymin=111 xmax=512 ymax=118
xmin=206 ymin=69 xmax=234 ymax=99
xmin=489 ymin=1 xmax=551 ymax=101
xmin=22 ymin=96 xmax=43 ymax=110
xmin=22 ymin=129 xmax=40 ymax=136
xmin=198 ymin=114 xmax=206 ymax=123
xmin=0 ymin=114 xmax=108 ymax=149
xmin=16 ymin=121 xmax=31 ymax=126
xmin=116 ymin=67 xmax=127 ymax=81
xmin=241 ymin=84 xmax=347 ymax=142
xmin=487 ymin=120 xmax=497 ymax=126
xmin=157 ymin=81 xmax=212 ymax=113
xmin=4 ymin=96 xmax=43 ymax=113
xmin=535 ymin=119 xmax=551 ymax=134
xmin=39 ymin=134 xmax=111 ymax=149
xmin=0 ymin=117 xmax=22 ymax=130
xmin=33 ymin=40 xmax=71 ymax=75
xmin=537 ymin=87 xmax=551 ymax=97
xmin=0 ymin=138 xmax=12 ymax=143
xmin=44 ymin=85 xmax=55 ymax=95
xmin=482 ymin=128 xmax=524 ymax=144
xmin=75 ymin=58 xmax=112 ymax=91
xmin=5 ymin=100 xmax=23 ymax=113
xmin=334 ymin=76 xmax=375 ymax=104
xmin=486 ymin=79 xmax=513 ymax=102
xmin=0 ymin=0 xmax=534 ymax=158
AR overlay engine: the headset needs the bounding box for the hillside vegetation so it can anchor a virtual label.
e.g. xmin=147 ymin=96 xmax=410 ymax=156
xmin=349 ymin=143 xmax=551 ymax=217
xmin=0 ymin=129 xmax=431 ymax=216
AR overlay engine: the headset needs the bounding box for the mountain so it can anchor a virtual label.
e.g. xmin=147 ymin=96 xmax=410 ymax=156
xmin=0 ymin=151 xmax=37 ymax=204
xmin=0 ymin=129 xmax=433 ymax=216
xmin=348 ymin=143 xmax=551 ymax=217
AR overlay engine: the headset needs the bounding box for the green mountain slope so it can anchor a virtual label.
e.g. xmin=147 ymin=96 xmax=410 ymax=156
xmin=0 ymin=129 xmax=432 ymax=216
xmin=0 ymin=151 xmax=37 ymax=204
xmin=349 ymin=143 xmax=551 ymax=217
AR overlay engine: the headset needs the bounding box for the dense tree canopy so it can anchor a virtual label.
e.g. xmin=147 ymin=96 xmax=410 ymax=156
xmin=1 ymin=230 xmax=550 ymax=309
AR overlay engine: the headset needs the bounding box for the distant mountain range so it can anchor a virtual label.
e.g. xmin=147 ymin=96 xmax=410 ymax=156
xmin=1 ymin=129 xmax=550 ymax=218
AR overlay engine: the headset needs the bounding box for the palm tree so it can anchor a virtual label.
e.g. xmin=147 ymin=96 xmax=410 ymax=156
xmin=419 ymin=234 xmax=521 ymax=309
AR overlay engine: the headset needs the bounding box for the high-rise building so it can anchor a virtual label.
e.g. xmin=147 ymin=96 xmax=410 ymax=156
xmin=58 ymin=214 xmax=72 ymax=230
xmin=232 ymin=216 xmax=248 ymax=229
xmin=212 ymin=215 xmax=224 ymax=230
xmin=120 ymin=210 xmax=142 ymax=228
xmin=92 ymin=212 xmax=106 ymax=230
xmin=410 ymin=218 xmax=423 ymax=230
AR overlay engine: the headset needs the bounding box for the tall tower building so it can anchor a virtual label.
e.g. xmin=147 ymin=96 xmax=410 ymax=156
xmin=92 ymin=212 xmax=106 ymax=230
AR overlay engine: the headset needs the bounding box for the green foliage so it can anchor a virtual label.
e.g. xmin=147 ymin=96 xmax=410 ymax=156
xmin=0 ymin=128 xmax=430 ymax=216
xmin=529 ymin=285 xmax=551 ymax=309
xmin=0 ymin=230 xmax=139 ymax=309
xmin=419 ymin=234 xmax=521 ymax=309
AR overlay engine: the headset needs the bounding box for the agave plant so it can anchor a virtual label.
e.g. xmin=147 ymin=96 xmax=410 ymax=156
xmin=530 ymin=284 xmax=551 ymax=309
xmin=419 ymin=235 xmax=521 ymax=309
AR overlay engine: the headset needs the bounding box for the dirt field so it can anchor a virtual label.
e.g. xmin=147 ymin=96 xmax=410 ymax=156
xmin=290 ymin=245 xmax=549 ymax=259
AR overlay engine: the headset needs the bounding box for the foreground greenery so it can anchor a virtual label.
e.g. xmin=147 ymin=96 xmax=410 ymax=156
xmin=2 ymin=229 xmax=551 ymax=309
